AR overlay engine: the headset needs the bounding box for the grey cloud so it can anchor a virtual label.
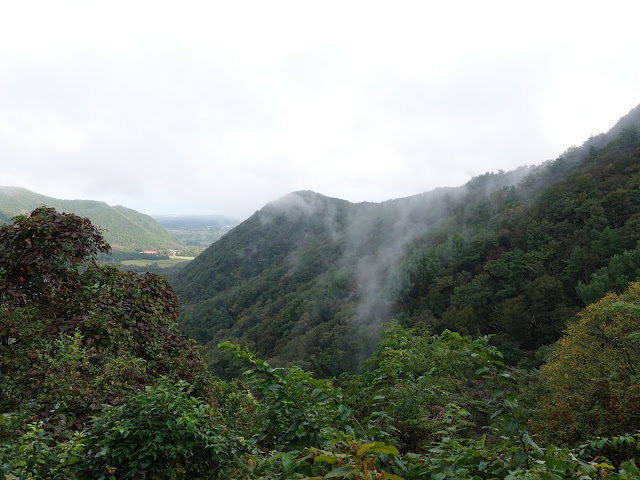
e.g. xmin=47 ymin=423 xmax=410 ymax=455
xmin=1 ymin=2 xmax=639 ymax=220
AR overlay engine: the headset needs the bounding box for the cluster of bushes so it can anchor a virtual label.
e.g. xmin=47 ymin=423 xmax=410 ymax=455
xmin=3 ymin=330 xmax=640 ymax=479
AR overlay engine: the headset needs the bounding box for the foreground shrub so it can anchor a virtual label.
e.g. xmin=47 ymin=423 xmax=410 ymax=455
xmin=540 ymin=282 xmax=640 ymax=443
xmin=84 ymin=378 xmax=237 ymax=480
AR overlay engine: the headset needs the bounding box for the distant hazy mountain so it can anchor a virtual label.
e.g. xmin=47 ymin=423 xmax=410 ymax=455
xmin=174 ymin=104 xmax=640 ymax=378
xmin=151 ymin=214 xmax=240 ymax=252
xmin=153 ymin=214 xmax=239 ymax=231
xmin=0 ymin=187 xmax=182 ymax=252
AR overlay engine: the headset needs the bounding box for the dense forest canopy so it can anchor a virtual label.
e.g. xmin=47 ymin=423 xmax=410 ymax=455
xmin=2 ymin=206 xmax=640 ymax=478
xmin=0 ymin=207 xmax=240 ymax=478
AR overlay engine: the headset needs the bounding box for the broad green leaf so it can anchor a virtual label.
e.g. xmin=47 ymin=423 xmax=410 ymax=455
xmin=324 ymin=466 xmax=355 ymax=478
xmin=544 ymin=457 xmax=572 ymax=472
xmin=504 ymin=416 xmax=521 ymax=433
xmin=514 ymin=450 xmax=528 ymax=466
xmin=503 ymin=393 xmax=518 ymax=409
xmin=384 ymin=473 xmax=405 ymax=480
xmin=369 ymin=443 xmax=400 ymax=455
xmin=356 ymin=443 xmax=374 ymax=456
xmin=314 ymin=455 xmax=338 ymax=464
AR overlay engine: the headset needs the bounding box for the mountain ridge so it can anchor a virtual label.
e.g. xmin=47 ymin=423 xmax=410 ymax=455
xmin=174 ymin=103 xmax=640 ymax=377
xmin=0 ymin=186 xmax=182 ymax=252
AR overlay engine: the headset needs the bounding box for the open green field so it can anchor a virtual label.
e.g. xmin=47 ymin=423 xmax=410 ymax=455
xmin=119 ymin=256 xmax=194 ymax=268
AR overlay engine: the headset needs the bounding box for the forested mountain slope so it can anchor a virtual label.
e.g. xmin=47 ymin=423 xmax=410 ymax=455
xmin=4 ymin=206 xmax=640 ymax=479
xmin=174 ymin=105 xmax=640 ymax=377
xmin=0 ymin=186 xmax=182 ymax=252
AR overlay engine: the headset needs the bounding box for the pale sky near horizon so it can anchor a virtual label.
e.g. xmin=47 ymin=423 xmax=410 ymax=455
xmin=1 ymin=1 xmax=639 ymax=220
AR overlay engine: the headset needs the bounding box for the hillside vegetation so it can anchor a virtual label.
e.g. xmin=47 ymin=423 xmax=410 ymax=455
xmin=174 ymin=104 xmax=640 ymax=377
xmin=0 ymin=187 xmax=182 ymax=252
xmin=2 ymin=207 xmax=640 ymax=478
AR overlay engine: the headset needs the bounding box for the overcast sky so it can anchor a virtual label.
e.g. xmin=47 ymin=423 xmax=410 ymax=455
xmin=1 ymin=1 xmax=639 ymax=220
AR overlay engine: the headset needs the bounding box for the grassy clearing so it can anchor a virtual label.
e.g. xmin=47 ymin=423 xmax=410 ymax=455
xmin=120 ymin=257 xmax=194 ymax=268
